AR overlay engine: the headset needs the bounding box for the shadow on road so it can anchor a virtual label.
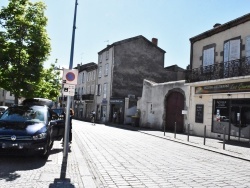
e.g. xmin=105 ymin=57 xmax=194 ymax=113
xmin=0 ymin=155 xmax=47 ymax=182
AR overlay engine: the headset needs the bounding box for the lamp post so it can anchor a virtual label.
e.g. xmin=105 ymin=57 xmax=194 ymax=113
xmin=60 ymin=0 xmax=78 ymax=180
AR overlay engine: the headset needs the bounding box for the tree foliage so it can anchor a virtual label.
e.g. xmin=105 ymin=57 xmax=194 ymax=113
xmin=0 ymin=0 xmax=59 ymax=103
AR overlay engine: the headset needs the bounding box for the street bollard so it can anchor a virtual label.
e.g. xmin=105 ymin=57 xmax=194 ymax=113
xmin=187 ymin=124 xmax=190 ymax=142
xmin=203 ymin=125 xmax=206 ymax=145
xmin=174 ymin=122 xmax=176 ymax=139
xmin=238 ymin=123 xmax=241 ymax=141
xmin=249 ymin=126 xmax=250 ymax=144
xmin=223 ymin=125 xmax=226 ymax=150
xmin=164 ymin=124 xmax=165 ymax=136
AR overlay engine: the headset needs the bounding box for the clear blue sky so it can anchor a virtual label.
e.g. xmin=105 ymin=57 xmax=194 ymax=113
xmin=1 ymin=0 xmax=250 ymax=69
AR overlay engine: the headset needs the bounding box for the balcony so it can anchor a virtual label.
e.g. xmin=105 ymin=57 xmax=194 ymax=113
xmin=74 ymin=94 xmax=94 ymax=101
xmin=186 ymin=57 xmax=250 ymax=83
xmin=82 ymin=94 xmax=94 ymax=100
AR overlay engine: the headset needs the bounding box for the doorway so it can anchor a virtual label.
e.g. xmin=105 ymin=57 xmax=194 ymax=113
xmin=165 ymin=91 xmax=184 ymax=132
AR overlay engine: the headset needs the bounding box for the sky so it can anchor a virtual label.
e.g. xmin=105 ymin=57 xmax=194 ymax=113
xmin=1 ymin=0 xmax=250 ymax=69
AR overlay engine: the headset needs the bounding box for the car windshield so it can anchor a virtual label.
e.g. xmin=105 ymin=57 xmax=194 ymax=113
xmin=52 ymin=109 xmax=64 ymax=116
xmin=0 ymin=106 xmax=46 ymax=122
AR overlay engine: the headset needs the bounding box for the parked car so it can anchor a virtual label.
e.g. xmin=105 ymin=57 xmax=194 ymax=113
xmin=0 ymin=98 xmax=65 ymax=158
xmin=0 ymin=106 xmax=8 ymax=115
xmin=51 ymin=108 xmax=65 ymax=120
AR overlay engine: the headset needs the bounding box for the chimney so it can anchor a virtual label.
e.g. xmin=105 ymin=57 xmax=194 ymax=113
xmin=152 ymin=38 xmax=158 ymax=46
xmin=213 ymin=23 xmax=221 ymax=28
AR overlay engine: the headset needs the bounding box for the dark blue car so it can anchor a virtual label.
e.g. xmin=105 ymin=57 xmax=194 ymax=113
xmin=0 ymin=98 xmax=65 ymax=158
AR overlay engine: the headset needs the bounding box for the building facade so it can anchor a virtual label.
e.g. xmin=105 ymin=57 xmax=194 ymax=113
xmin=0 ymin=88 xmax=14 ymax=106
xmin=186 ymin=13 xmax=250 ymax=140
xmin=73 ymin=62 xmax=98 ymax=121
xmin=95 ymin=35 xmax=178 ymax=124
xmin=138 ymin=79 xmax=189 ymax=132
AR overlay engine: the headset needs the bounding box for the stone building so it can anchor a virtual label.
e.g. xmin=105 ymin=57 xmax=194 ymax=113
xmin=94 ymin=35 xmax=179 ymax=124
xmin=138 ymin=79 xmax=188 ymax=132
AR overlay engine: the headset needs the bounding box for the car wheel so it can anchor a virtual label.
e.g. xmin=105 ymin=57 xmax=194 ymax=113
xmin=40 ymin=141 xmax=50 ymax=159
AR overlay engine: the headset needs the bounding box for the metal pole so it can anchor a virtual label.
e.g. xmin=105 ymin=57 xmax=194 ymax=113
xmin=174 ymin=122 xmax=176 ymax=139
xmin=203 ymin=125 xmax=206 ymax=145
xmin=187 ymin=124 xmax=190 ymax=142
xmin=61 ymin=0 xmax=78 ymax=179
xmin=223 ymin=125 xmax=226 ymax=150
xmin=164 ymin=122 xmax=165 ymax=136
xmin=249 ymin=125 xmax=250 ymax=144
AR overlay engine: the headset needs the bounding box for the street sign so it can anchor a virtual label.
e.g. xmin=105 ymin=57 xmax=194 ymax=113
xmin=63 ymin=84 xmax=75 ymax=96
xmin=62 ymin=69 xmax=78 ymax=85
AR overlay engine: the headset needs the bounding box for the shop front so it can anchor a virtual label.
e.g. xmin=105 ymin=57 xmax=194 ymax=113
xmin=213 ymin=99 xmax=250 ymax=140
xmin=195 ymin=81 xmax=250 ymax=141
xmin=110 ymin=98 xmax=124 ymax=124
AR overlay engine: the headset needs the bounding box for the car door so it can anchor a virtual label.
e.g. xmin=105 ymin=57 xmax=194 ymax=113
xmin=49 ymin=109 xmax=65 ymax=141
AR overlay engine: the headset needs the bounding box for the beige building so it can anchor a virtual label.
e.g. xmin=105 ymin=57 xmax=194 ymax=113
xmin=74 ymin=62 xmax=98 ymax=120
xmin=186 ymin=13 xmax=250 ymax=140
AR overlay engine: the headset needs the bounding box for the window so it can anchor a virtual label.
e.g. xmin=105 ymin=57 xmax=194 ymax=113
xmin=93 ymin=71 xmax=96 ymax=80
xmin=97 ymin=84 xmax=102 ymax=96
xmin=224 ymin=38 xmax=241 ymax=77
xmin=98 ymin=66 xmax=102 ymax=78
xmin=87 ymin=85 xmax=90 ymax=94
xmin=87 ymin=72 xmax=91 ymax=82
xmin=224 ymin=39 xmax=240 ymax=62
xmin=105 ymin=63 xmax=109 ymax=76
xmin=106 ymin=50 xmax=109 ymax=60
xmin=91 ymin=84 xmax=95 ymax=94
xmin=82 ymin=73 xmax=85 ymax=83
xmin=103 ymin=83 xmax=107 ymax=98
xmin=203 ymin=47 xmax=214 ymax=66
xmin=202 ymin=46 xmax=215 ymax=73
xmin=99 ymin=54 xmax=102 ymax=63
xmin=246 ymin=36 xmax=250 ymax=58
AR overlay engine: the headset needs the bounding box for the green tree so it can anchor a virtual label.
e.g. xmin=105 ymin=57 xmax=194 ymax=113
xmin=31 ymin=63 xmax=62 ymax=101
xmin=0 ymin=0 xmax=51 ymax=104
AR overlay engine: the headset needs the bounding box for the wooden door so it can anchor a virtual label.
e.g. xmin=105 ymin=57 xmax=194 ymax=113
xmin=166 ymin=92 xmax=184 ymax=132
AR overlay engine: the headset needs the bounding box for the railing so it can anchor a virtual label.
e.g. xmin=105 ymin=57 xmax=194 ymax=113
xmin=186 ymin=57 xmax=250 ymax=83
xmin=74 ymin=94 xmax=94 ymax=101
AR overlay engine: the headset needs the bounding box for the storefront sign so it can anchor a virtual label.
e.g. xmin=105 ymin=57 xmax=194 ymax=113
xmin=102 ymin=99 xmax=108 ymax=104
xmin=195 ymin=82 xmax=250 ymax=94
xmin=110 ymin=99 xmax=124 ymax=104
xmin=195 ymin=104 xmax=204 ymax=123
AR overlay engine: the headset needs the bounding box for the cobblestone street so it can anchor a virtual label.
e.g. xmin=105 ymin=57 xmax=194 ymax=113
xmin=73 ymin=120 xmax=250 ymax=188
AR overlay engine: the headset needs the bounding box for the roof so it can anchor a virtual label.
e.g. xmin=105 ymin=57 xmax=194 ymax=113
xmin=75 ymin=62 xmax=98 ymax=73
xmin=98 ymin=35 xmax=166 ymax=54
xmin=190 ymin=13 xmax=250 ymax=43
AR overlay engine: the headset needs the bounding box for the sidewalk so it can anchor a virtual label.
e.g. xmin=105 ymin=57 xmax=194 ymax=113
xmin=107 ymin=123 xmax=250 ymax=161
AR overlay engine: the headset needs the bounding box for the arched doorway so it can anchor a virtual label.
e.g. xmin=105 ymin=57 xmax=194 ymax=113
xmin=165 ymin=91 xmax=184 ymax=133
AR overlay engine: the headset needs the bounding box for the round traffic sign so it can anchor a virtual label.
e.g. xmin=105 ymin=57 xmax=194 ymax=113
xmin=66 ymin=72 xmax=75 ymax=82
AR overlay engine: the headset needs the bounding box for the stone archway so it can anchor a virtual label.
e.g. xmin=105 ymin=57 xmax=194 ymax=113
xmin=164 ymin=90 xmax=185 ymax=133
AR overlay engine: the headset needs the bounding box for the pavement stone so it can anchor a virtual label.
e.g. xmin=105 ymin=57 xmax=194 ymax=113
xmin=107 ymin=123 xmax=250 ymax=162
xmin=2 ymin=120 xmax=247 ymax=188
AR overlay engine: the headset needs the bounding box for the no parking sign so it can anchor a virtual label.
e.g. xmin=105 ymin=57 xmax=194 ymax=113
xmin=62 ymin=69 xmax=78 ymax=85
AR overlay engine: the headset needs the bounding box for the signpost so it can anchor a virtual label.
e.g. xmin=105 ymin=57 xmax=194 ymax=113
xmin=60 ymin=0 xmax=78 ymax=181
